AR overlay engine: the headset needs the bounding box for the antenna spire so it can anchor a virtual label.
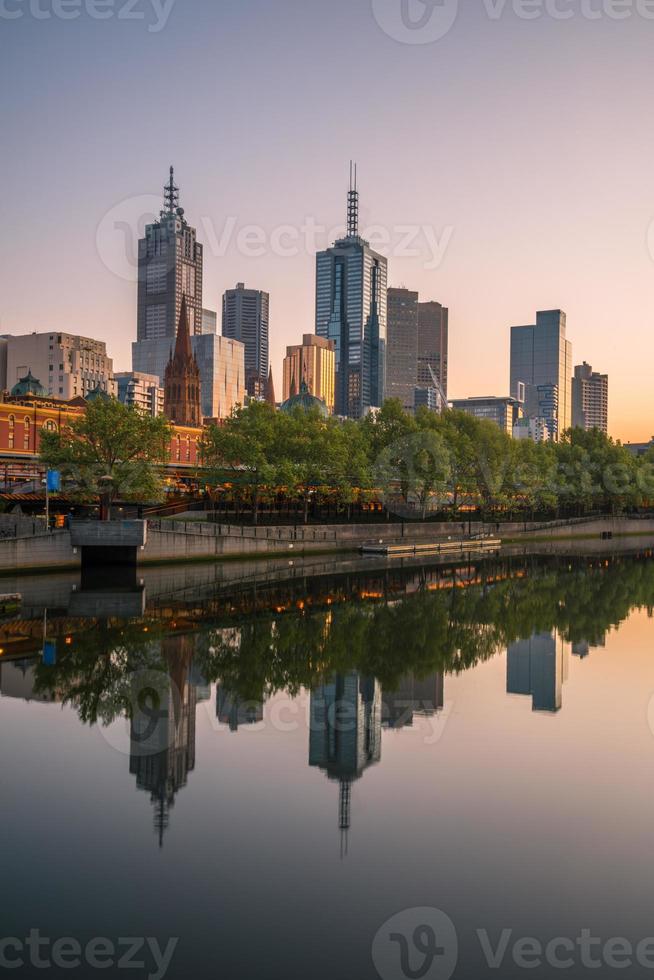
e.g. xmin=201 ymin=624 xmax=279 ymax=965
xmin=163 ymin=165 xmax=179 ymax=216
xmin=347 ymin=160 xmax=359 ymax=238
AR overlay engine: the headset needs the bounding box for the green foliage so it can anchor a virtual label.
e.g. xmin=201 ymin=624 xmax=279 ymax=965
xmin=199 ymin=398 xmax=648 ymax=520
xmin=39 ymin=398 xmax=171 ymax=517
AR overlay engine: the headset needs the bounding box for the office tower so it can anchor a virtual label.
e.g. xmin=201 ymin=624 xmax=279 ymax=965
xmin=572 ymin=362 xmax=608 ymax=434
xmin=201 ymin=309 xmax=217 ymax=335
xmin=2 ymin=332 xmax=116 ymax=400
xmin=513 ymin=416 xmax=553 ymax=443
xmin=115 ymin=371 xmax=164 ymax=417
xmin=510 ymin=309 xmax=572 ymax=439
xmin=506 ymin=631 xmax=569 ymax=713
xmin=315 ymin=166 xmax=388 ymax=418
xmin=414 ymin=387 xmax=440 ymax=412
xmin=137 ymin=167 xmax=203 ymax=344
xmin=386 ymin=287 xmax=419 ymax=412
xmin=282 ymin=334 xmax=336 ymax=413
xmin=163 ymin=297 xmax=202 ymax=427
xmin=418 ymin=301 xmax=448 ymax=398
xmin=222 ymin=282 xmax=269 ymax=397
xmin=194 ymin=335 xmax=246 ymax=420
xmin=449 ymin=395 xmax=522 ymax=435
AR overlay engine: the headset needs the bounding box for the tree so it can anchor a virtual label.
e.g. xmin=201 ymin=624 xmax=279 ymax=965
xmin=39 ymin=398 xmax=171 ymax=520
xmin=375 ymin=429 xmax=451 ymax=520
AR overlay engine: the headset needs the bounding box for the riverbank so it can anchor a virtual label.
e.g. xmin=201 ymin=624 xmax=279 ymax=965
xmin=0 ymin=515 xmax=653 ymax=574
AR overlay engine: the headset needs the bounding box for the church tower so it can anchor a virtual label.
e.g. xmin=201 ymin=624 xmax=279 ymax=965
xmin=164 ymin=295 xmax=202 ymax=426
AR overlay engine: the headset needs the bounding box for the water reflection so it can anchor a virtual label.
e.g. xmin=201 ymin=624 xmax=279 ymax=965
xmin=3 ymin=551 xmax=654 ymax=850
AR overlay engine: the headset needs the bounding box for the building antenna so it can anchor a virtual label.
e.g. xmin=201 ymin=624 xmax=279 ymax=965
xmin=347 ymin=161 xmax=359 ymax=238
xmin=163 ymin=165 xmax=179 ymax=216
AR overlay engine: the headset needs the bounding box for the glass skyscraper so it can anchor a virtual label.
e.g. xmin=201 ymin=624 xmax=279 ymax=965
xmin=510 ymin=309 xmax=573 ymax=439
xmin=315 ymin=169 xmax=387 ymax=418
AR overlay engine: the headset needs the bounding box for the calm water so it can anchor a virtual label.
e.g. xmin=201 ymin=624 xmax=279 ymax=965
xmin=3 ymin=550 xmax=654 ymax=979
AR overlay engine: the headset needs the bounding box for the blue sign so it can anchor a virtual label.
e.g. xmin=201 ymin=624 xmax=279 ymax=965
xmin=42 ymin=641 xmax=57 ymax=666
xmin=46 ymin=470 xmax=61 ymax=493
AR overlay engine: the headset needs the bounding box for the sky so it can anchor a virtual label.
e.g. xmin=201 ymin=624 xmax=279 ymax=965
xmin=1 ymin=0 xmax=653 ymax=441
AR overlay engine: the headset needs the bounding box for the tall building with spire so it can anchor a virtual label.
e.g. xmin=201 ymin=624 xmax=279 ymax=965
xmin=164 ymin=296 xmax=202 ymax=427
xmin=137 ymin=167 xmax=203 ymax=345
xmin=315 ymin=165 xmax=387 ymax=418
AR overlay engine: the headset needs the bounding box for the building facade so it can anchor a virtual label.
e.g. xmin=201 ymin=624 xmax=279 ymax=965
xmin=449 ymin=395 xmax=522 ymax=435
xmin=315 ymin=171 xmax=387 ymax=418
xmin=2 ymin=332 xmax=116 ymax=401
xmin=282 ymin=334 xmax=335 ymax=413
xmin=572 ymin=362 xmax=608 ymax=433
xmin=510 ymin=309 xmax=572 ymax=439
xmin=136 ymin=168 xmax=203 ymax=345
xmin=386 ymin=288 xmax=419 ymax=412
xmin=201 ymin=309 xmax=217 ymax=335
xmin=222 ymin=283 xmax=269 ymax=397
xmin=417 ymin=301 xmax=448 ymax=397
xmin=116 ymin=372 xmax=164 ymax=417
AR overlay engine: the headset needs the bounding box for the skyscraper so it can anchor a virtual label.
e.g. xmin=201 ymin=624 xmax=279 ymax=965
xmin=222 ymin=282 xmax=269 ymax=397
xmin=510 ymin=309 xmax=572 ymax=439
xmin=137 ymin=167 xmax=203 ymax=344
xmin=315 ymin=166 xmax=388 ymax=418
xmin=417 ymin=301 xmax=448 ymax=398
xmin=572 ymin=362 xmax=608 ymax=433
xmin=386 ymin=287 xmax=419 ymax=412
xmin=282 ymin=334 xmax=336 ymax=412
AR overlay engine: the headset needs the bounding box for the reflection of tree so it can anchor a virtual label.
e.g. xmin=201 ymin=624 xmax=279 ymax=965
xmin=31 ymin=556 xmax=654 ymax=725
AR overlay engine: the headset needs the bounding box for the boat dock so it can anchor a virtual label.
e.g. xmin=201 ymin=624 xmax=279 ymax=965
xmin=360 ymin=539 xmax=502 ymax=557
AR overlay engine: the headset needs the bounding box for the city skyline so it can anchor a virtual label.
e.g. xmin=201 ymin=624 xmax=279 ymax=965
xmin=1 ymin=4 xmax=651 ymax=440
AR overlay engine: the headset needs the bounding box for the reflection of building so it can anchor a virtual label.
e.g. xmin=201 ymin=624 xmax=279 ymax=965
xmin=0 ymin=659 xmax=57 ymax=703
xmin=216 ymin=686 xmax=263 ymax=731
xmin=382 ymin=673 xmax=444 ymax=729
xmin=507 ymin=632 xmax=570 ymax=712
xmin=129 ymin=634 xmax=198 ymax=846
xmin=309 ymin=673 xmax=382 ymax=854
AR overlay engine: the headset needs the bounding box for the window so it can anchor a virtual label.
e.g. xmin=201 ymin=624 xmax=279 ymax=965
xmin=43 ymin=420 xmax=57 ymax=432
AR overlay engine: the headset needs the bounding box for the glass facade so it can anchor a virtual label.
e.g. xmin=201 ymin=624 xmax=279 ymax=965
xmin=315 ymin=236 xmax=387 ymax=418
xmin=510 ymin=310 xmax=572 ymax=439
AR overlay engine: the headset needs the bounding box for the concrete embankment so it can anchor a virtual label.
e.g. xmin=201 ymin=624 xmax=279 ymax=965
xmin=1 ymin=516 xmax=653 ymax=574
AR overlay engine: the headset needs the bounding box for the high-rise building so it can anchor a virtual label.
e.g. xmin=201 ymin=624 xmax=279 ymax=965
xmin=417 ymin=301 xmax=448 ymax=397
xmin=137 ymin=167 xmax=203 ymax=345
xmin=510 ymin=309 xmax=572 ymax=439
xmin=315 ymin=166 xmax=388 ymax=418
xmin=449 ymin=395 xmax=522 ymax=434
xmin=2 ymin=332 xmax=116 ymax=400
xmin=163 ymin=297 xmax=202 ymax=427
xmin=282 ymin=334 xmax=336 ymax=413
xmin=201 ymin=309 xmax=217 ymax=335
xmin=386 ymin=288 xmax=419 ymax=412
xmin=116 ymin=371 xmax=164 ymax=417
xmin=222 ymin=283 xmax=269 ymax=397
xmin=572 ymin=362 xmax=608 ymax=433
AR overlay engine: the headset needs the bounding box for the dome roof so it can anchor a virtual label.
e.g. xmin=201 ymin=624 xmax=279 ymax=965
xmin=280 ymin=381 xmax=329 ymax=417
xmin=85 ymin=385 xmax=112 ymax=403
xmin=10 ymin=370 xmax=47 ymax=398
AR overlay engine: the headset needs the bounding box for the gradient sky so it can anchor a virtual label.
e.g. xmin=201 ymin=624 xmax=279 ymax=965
xmin=1 ymin=0 xmax=653 ymax=440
